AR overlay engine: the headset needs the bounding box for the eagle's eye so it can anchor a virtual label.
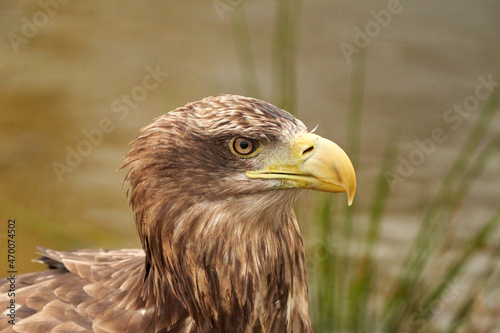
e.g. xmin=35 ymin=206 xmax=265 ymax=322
xmin=231 ymin=137 xmax=260 ymax=157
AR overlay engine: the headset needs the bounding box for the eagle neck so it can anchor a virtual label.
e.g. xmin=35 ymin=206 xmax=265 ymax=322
xmin=144 ymin=191 xmax=313 ymax=332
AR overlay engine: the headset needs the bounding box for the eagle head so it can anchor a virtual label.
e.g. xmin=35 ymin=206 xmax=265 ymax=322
xmin=122 ymin=94 xmax=356 ymax=332
xmin=124 ymin=94 xmax=355 ymax=207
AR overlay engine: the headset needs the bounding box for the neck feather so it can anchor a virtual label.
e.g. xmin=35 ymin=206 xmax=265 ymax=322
xmin=137 ymin=191 xmax=313 ymax=332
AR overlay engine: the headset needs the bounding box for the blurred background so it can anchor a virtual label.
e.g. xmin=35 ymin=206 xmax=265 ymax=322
xmin=1 ymin=1 xmax=499 ymax=332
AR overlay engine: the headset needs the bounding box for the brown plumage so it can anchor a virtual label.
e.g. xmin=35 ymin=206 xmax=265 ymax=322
xmin=1 ymin=94 xmax=356 ymax=332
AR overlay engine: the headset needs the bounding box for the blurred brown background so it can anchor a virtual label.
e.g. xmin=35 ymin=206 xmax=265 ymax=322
xmin=0 ymin=1 xmax=499 ymax=275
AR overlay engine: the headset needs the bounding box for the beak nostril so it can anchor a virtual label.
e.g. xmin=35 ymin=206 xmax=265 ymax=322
xmin=302 ymin=146 xmax=314 ymax=155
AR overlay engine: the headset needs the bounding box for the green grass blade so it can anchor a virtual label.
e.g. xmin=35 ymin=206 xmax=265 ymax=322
xmin=445 ymin=295 xmax=475 ymax=333
xmin=428 ymin=81 xmax=499 ymax=215
xmin=446 ymin=218 xmax=500 ymax=333
xmin=333 ymin=48 xmax=367 ymax=331
xmin=451 ymin=131 xmax=500 ymax=209
xmin=347 ymin=137 xmax=399 ymax=332
xmin=366 ymin=136 xmax=399 ymax=251
xmin=346 ymin=48 xmax=367 ymax=170
xmin=383 ymin=81 xmax=500 ymax=330
xmin=419 ymin=208 xmax=500 ymax=315
xmin=272 ymin=0 xmax=301 ymax=113
xmin=231 ymin=5 xmax=261 ymax=98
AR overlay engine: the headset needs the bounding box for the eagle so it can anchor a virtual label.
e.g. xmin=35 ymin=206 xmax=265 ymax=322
xmin=1 ymin=94 xmax=356 ymax=332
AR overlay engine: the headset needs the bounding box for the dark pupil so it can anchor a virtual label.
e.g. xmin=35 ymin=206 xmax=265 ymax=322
xmin=240 ymin=140 xmax=249 ymax=150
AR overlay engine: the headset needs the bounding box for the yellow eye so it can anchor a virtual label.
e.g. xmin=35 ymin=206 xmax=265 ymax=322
xmin=231 ymin=137 xmax=260 ymax=157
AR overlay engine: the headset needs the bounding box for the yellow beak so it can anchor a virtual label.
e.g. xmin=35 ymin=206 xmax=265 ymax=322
xmin=245 ymin=133 xmax=356 ymax=205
